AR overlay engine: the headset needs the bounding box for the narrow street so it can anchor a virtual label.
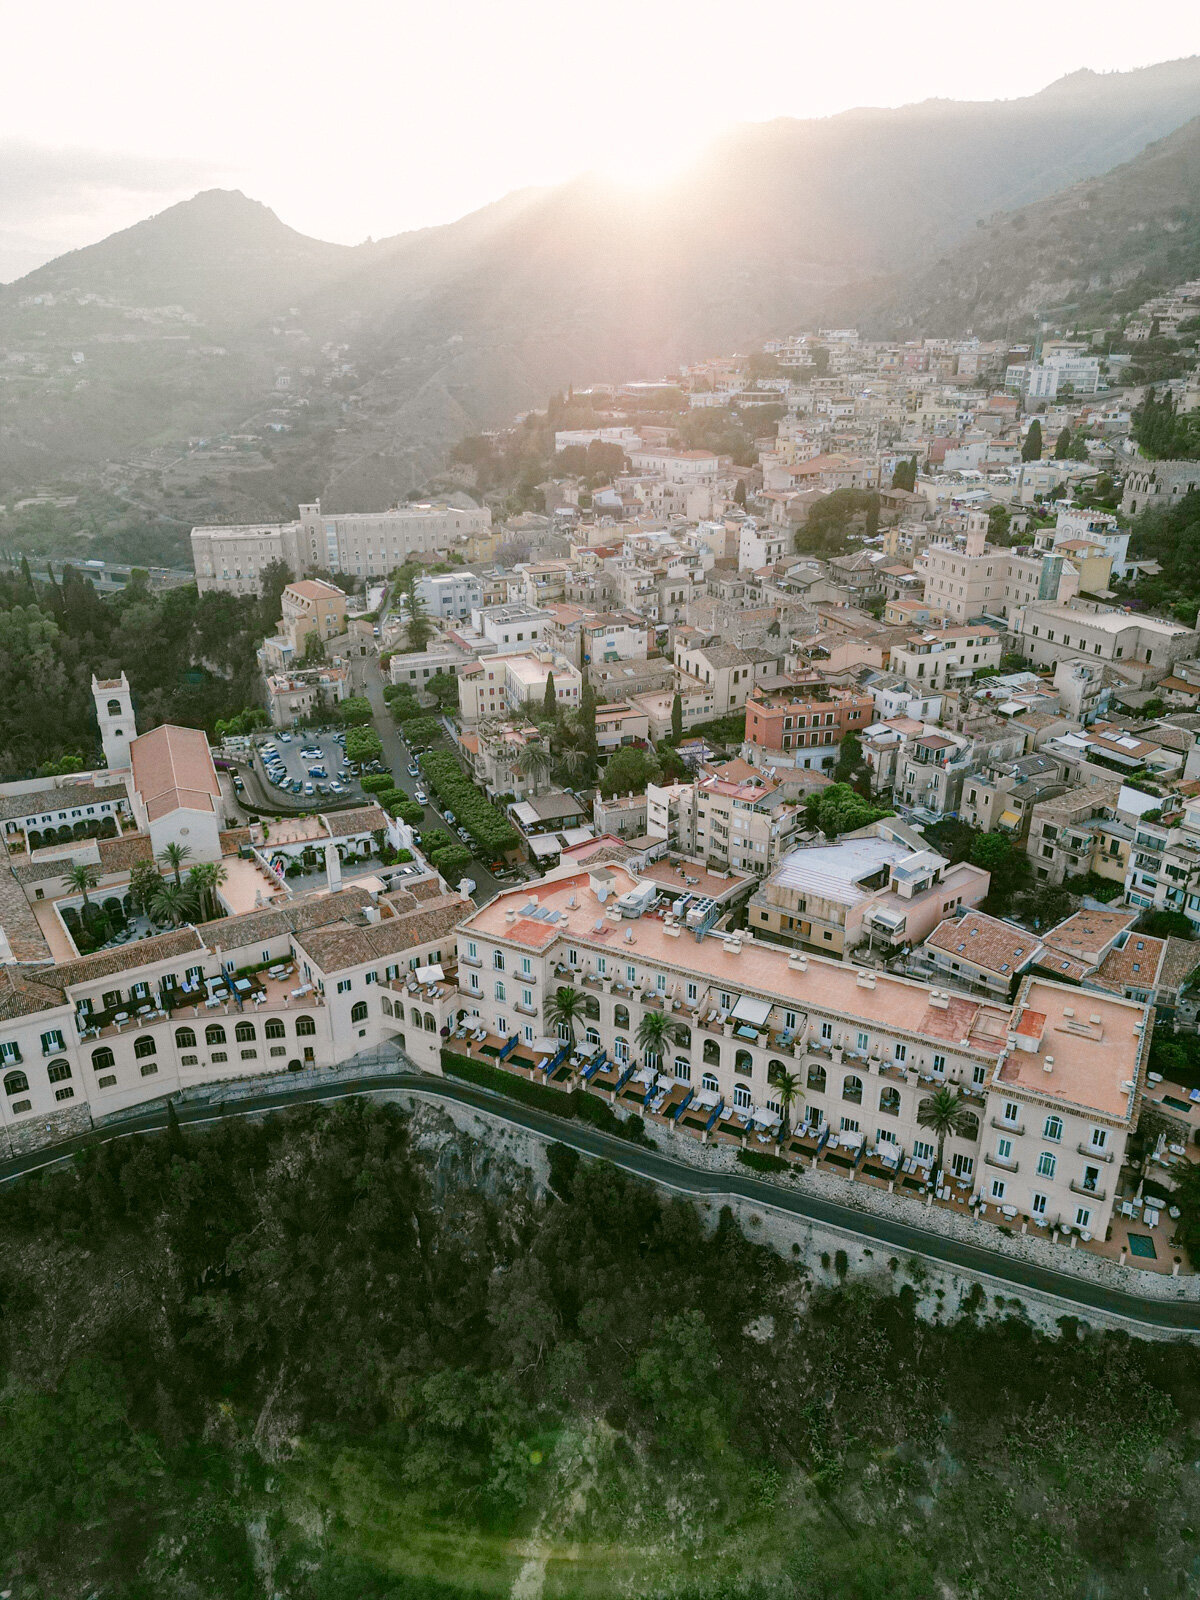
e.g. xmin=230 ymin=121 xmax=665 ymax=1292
xmin=356 ymin=653 xmax=509 ymax=906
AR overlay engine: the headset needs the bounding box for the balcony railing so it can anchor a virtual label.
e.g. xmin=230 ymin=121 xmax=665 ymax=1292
xmin=990 ymin=1116 xmax=1025 ymax=1137
xmin=1070 ymin=1178 xmax=1106 ymax=1200
xmin=984 ymin=1152 xmax=1019 ymax=1172
xmin=1077 ymin=1142 xmax=1113 ymax=1163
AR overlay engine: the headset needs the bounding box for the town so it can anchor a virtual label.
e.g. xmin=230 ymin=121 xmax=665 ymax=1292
xmin=0 ymin=295 xmax=1198 ymax=1299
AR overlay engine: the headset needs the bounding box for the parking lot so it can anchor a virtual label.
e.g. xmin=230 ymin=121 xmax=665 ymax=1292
xmin=249 ymin=731 xmax=366 ymax=809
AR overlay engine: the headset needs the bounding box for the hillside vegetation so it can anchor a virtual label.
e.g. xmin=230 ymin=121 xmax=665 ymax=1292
xmin=877 ymin=114 xmax=1200 ymax=335
xmin=1 ymin=1097 xmax=1200 ymax=1597
xmin=7 ymin=59 xmax=1200 ymax=518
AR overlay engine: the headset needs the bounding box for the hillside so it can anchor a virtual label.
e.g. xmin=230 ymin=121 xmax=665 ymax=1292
xmin=5 ymin=56 xmax=1200 ymax=521
xmin=1 ymin=1094 xmax=1199 ymax=1598
xmin=874 ymin=115 xmax=1200 ymax=335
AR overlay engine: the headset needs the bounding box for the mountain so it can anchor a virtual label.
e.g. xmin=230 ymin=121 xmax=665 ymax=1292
xmin=872 ymin=115 xmax=1200 ymax=336
xmin=5 ymin=56 xmax=1200 ymax=520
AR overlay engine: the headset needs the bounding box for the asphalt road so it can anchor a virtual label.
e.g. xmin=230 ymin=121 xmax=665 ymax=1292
xmin=357 ymin=656 xmax=520 ymax=906
xmin=8 ymin=1067 xmax=1200 ymax=1334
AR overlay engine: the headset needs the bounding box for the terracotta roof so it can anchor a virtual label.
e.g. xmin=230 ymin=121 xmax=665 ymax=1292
xmin=196 ymin=886 xmax=375 ymax=954
xmin=97 ymin=834 xmax=155 ymax=873
xmin=0 ymin=965 xmax=66 ymax=1021
xmin=925 ymin=911 xmax=1039 ymax=977
xmin=294 ymin=894 xmax=468 ymax=972
xmin=324 ymin=804 xmax=389 ymax=838
xmin=51 ymin=928 xmax=206 ymax=990
xmin=1091 ymin=934 xmax=1167 ymax=994
xmin=130 ymin=726 xmax=220 ymax=822
xmin=0 ymin=780 xmax=128 ymax=823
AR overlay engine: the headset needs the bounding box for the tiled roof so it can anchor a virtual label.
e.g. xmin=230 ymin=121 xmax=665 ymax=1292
xmin=196 ymin=886 xmax=374 ymax=953
xmin=97 ymin=834 xmax=155 ymax=873
xmin=324 ymin=804 xmax=389 ymax=838
xmin=51 ymin=928 xmax=206 ymax=989
xmin=0 ymin=780 xmax=128 ymax=823
xmin=130 ymin=726 xmax=220 ymax=822
xmin=294 ymin=894 xmax=467 ymax=972
xmin=0 ymin=966 xmax=68 ymax=1021
xmin=926 ymin=911 xmax=1038 ymax=977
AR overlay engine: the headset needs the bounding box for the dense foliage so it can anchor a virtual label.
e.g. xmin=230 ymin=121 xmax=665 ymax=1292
xmin=2 ymin=1099 xmax=1200 ymax=1597
xmin=420 ymin=750 xmax=519 ymax=855
xmin=0 ymin=562 xmax=288 ymax=776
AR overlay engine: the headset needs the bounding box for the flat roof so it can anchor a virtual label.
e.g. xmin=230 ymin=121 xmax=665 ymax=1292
xmin=999 ymin=979 xmax=1147 ymax=1122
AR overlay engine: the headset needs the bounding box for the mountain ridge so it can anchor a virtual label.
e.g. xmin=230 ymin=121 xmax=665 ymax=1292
xmin=5 ymin=54 xmax=1200 ymax=515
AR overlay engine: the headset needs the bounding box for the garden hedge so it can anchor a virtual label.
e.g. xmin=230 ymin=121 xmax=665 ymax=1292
xmin=421 ymin=751 xmax=518 ymax=855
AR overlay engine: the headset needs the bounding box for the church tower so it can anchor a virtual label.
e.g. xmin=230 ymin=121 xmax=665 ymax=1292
xmin=92 ymin=672 xmax=136 ymax=772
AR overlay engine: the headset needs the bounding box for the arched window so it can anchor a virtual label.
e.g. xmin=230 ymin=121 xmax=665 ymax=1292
xmin=350 ymin=1001 xmax=369 ymax=1024
xmin=140 ymin=1061 xmax=158 ymax=1077
xmin=295 ymin=1016 xmax=316 ymax=1037
xmin=410 ymin=1007 xmax=422 ymax=1026
xmin=585 ymin=1026 xmax=601 ymax=1046
xmin=958 ymin=1111 xmax=980 ymax=1142
xmin=701 ymin=1071 xmax=719 ymax=1094
xmin=613 ymin=1037 xmax=629 ymax=1062
xmin=175 ymin=1027 xmax=196 ymax=1049
xmin=234 ymin=1020 xmax=255 ymax=1042
xmin=265 ymin=1018 xmax=285 ymax=1039
xmin=205 ymin=1024 xmax=226 ymax=1046
xmin=676 ymin=1025 xmax=691 ymax=1050
xmin=106 ymin=698 xmax=122 ymax=715
xmin=734 ymin=1049 xmax=753 ymax=1076
xmin=134 ymin=1036 xmax=156 ymax=1059
xmin=424 ymin=1013 xmax=436 ymax=1031
xmin=807 ymin=1063 xmax=826 ymax=1093
xmin=878 ymin=1085 xmax=901 ymax=1116
xmin=703 ymin=1039 xmax=721 ymax=1066
xmin=92 ymin=1047 xmax=114 ymax=1072
xmin=47 ymin=1060 xmax=71 ymax=1084
xmin=583 ymin=995 xmax=601 ymax=1021
xmin=733 ymin=1084 xmax=752 ymax=1109
xmin=1043 ymin=1115 xmax=1063 ymax=1142
xmin=4 ymin=1070 xmax=28 ymax=1096
xmin=381 ymin=996 xmax=393 ymax=1017
xmin=768 ymin=1058 xmax=787 ymax=1081
xmin=613 ymin=1004 xmax=630 ymax=1030
xmin=674 ymin=1057 xmax=690 ymax=1082
xmin=842 ymin=1073 xmax=863 ymax=1105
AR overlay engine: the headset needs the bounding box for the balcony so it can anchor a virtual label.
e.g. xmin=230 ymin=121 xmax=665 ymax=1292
xmin=990 ymin=1116 xmax=1025 ymax=1137
xmin=460 ymin=953 xmax=482 ymax=969
xmin=1070 ymin=1178 xmax=1106 ymax=1201
xmin=1077 ymin=1142 xmax=1114 ymax=1163
xmin=984 ymin=1151 xmax=1019 ymax=1172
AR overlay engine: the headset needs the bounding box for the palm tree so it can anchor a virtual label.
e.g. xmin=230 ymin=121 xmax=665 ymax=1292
xmin=917 ymin=1087 xmax=972 ymax=1180
xmin=187 ymin=862 xmax=228 ymax=921
xmin=635 ymin=1008 xmax=687 ymax=1069
xmin=151 ymin=880 xmax=191 ymax=929
xmin=768 ymin=1062 xmax=805 ymax=1143
xmin=158 ymin=841 xmax=192 ymax=888
xmin=547 ymin=985 xmax=584 ymax=1049
xmin=554 ymin=746 xmax=590 ymax=789
xmin=65 ymin=862 xmax=97 ymax=911
xmin=516 ymin=742 xmax=553 ymax=798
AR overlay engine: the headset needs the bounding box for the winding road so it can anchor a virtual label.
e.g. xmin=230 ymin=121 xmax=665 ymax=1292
xmin=5 ymin=1066 xmax=1200 ymax=1335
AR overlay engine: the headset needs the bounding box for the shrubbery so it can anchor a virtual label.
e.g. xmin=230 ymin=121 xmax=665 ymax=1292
xmin=421 ymin=751 xmax=518 ymax=855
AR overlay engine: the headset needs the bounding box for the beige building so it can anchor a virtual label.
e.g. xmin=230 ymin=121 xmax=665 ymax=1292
xmin=890 ymin=625 xmax=1002 ymax=690
xmin=1026 ymin=782 xmax=1128 ymax=887
xmin=673 ymin=636 xmax=787 ymax=717
xmin=457 ymin=651 xmax=582 ymax=724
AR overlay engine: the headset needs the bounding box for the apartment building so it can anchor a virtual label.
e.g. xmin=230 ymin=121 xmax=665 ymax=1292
xmin=415 ymin=571 xmax=483 ymax=620
xmin=265 ymin=667 xmax=350 ymax=727
xmin=1026 ymin=781 xmax=1128 ymax=886
xmin=890 ymin=626 xmax=1002 ymax=690
xmin=191 ymin=500 xmax=491 ymax=594
xmin=672 ymin=761 xmax=805 ymax=876
xmin=1121 ymin=796 xmax=1200 ymax=930
xmin=894 ymin=728 xmax=976 ymax=817
xmin=959 ymin=754 xmax=1068 ymax=839
xmin=457 ymin=651 xmax=582 ymax=724
xmin=1052 ymin=508 xmax=1130 ymax=579
xmin=544 ymin=607 xmax=649 ymax=669
xmin=449 ymin=860 xmax=1142 ymax=1235
xmin=743 ymin=680 xmax=873 ymax=772
xmin=1020 ymin=605 xmax=1199 ymax=677
xmin=673 ymin=636 xmax=787 ymax=717
xmin=749 ymin=823 xmax=988 ymax=955
xmin=921 ymin=911 xmax=1041 ymax=1001
xmin=738 ymin=523 xmax=790 ymax=572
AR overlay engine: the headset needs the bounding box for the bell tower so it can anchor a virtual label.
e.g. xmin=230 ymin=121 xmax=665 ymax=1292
xmin=92 ymin=672 xmax=136 ymax=772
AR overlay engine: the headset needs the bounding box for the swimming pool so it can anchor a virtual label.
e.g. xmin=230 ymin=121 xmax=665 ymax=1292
xmin=1162 ymin=1095 xmax=1193 ymax=1113
xmin=1127 ymin=1233 xmax=1157 ymax=1260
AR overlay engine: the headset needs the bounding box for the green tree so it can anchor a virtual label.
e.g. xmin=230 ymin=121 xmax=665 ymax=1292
xmin=833 ymin=729 xmax=869 ymax=793
xmin=767 ymin=1061 xmax=805 ymax=1142
xmin=543 ymin=670 xmax=557 ymax=717
xmin=891 ymin=458 xmax=917 ymax=492
xmin=65 ymin=862 xmax=97 ymax=911
xmin=405 ymin=580 xmax=433 ymax=651
xmin=1022 ymin=419 xmax=1043 ymax=462
xmin=547 ymin=986 xmax=584 ymax=1048
xmin=151 ymin=880 xmax=191 ymax=928
xmin=158 ymin=841 xmax=191 ymax=888
xmin=670 ymin=691 xmax=683 ymax=743
xmin=635 ymin=1008 xmax=687 ymax=1068
xmin=600 ymin=745 xmax=662 ymax=797
xmin=1169 ymin=1157 xmax=1200 ymax=1266
xmin=127 ymin=859 xmax=162 ymax=916
xmin=345 ymin=725 xmax=383 ymax=766
xmin=733 ymin=479 xmax=747 ymax=507
xmin=987 ymin=504 xmax=1012 ymax=542
xmin=1054 ymin=427 xmax=1072 ymax=460
xmin=804 ymin=783 xmax=890 ymax=839
xmin=970 ymin=830 xmax=1029 ymax=911
xmin=336 ymin=695 xmax=374 ymax=726
xmin=917 ymin=1087 xmax=972 ymax=1179
xmin=516 ymin=742 xmax=553 ymax=797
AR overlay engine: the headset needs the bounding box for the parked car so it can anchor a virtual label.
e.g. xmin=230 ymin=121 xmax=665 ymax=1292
xmin=278 ymin=732 xmax=292 ymax=742
xmin=232 ymin=776 xmax=245 ymax=792
xmin=414 ymin=789 xmax=427 ymax=804
xmin=303 ymin=782 xmax=315 ymax=796
xmin=443 ymin=810 xmax=456 ymax=825
xmin=407 ymin=762 xmax=420 ymax=777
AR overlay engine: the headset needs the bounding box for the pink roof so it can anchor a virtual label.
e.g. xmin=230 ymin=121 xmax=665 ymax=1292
xmin=130 ymin=725 xmax=220 ymax=822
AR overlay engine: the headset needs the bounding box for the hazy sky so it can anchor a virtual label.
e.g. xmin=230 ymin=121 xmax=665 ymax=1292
xmin=3 ymin=0 xmax=1200 ymax=280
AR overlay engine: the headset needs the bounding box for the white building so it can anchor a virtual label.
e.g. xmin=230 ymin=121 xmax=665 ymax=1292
xmin=129 ymin=725 xmax=224 ymax=863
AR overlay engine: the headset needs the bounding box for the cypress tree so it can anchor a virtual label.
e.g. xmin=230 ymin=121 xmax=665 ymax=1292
xmin=1054 ymin=427 xmax=1072 ymax=459
xmin=1022 ymin=419 xmax=1043 ymax=462
xmin=671 ymin=691 xmax=683 ymax=743
xmin=543 ymin=669 xmax=556 ymax=717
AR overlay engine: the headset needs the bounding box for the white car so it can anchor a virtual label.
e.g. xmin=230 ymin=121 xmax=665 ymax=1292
xmin=414 ymin=789 xmax=427 ymax=804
